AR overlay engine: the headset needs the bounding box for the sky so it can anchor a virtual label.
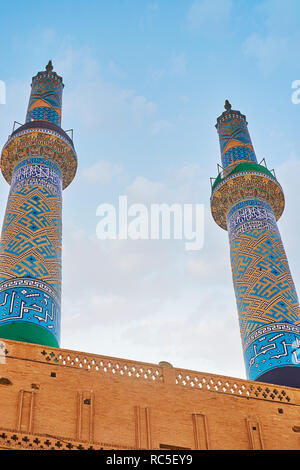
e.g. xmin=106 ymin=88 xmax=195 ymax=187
xmin=0 ymin=0 xmax=300 ymax=380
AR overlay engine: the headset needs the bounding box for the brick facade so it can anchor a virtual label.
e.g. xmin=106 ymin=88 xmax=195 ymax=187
xmin=0 ymin=338 xmax=299 ymax=450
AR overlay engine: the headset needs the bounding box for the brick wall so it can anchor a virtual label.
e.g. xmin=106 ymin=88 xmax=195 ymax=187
xmin=0 ymin=338 xmax=299 ymax=450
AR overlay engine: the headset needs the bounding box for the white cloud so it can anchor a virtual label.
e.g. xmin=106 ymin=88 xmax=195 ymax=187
xmin=169 ymin=53 xmax=187 ymax=77
xmin=0 ymin=29 xmax=247 ymax=380
xmin=150 ymin=120 xmax=173 ymax=135
xmin=54 ymin=48 xmax=157 ymax=134
xmin=243 ymin=33 xmax=289 ymax=74
xmin=275 ymin=157 xmax=300 ymax=285
xmin=125 ymin=176 xmax=165 ymax=203
xmin=178 ymin=95 xmax=190 ymax=103
xmin=108 ymin=60 xmax=126 ymax=79
xmin=82 ymin=160 xmax=122 ymax=184
xmin=149 ymin=67 xmax=166 ymax=81
xmin=61 ymin=166 xmax=245 ymax=379
xmin=186 ymin=0 xmax=232 ymax=33
xmin=139 ymin=2 xmax=160 ymax=29
xmin=242 ymin=0 xmax=300 ymax=73
xmin=147 ymin=53 xmax=186 ymax=84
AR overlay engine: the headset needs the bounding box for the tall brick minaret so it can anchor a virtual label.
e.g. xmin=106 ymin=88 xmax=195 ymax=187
xmin=0 ymin=61 xmax=77 ymax=347
xmin=211 ymin=100 xmax=300 ymax=388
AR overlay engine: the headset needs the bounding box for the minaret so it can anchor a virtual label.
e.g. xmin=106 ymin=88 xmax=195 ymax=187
xmin=211 ymin=101 xmax=300 ymax=388
xmin=0 ymin=62 xmax=77 ymax=347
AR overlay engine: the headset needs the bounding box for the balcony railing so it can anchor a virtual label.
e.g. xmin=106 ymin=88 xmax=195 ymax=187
xmin=210 ymin=158 xmax=277 ymax=191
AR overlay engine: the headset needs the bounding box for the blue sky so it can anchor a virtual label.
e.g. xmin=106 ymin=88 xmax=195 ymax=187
xmin=0 ymin=0 xmax=300 ymax=379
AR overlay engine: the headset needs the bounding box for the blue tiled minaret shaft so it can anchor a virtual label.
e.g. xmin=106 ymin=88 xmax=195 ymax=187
xmin=0 ymin=62 xmax=77 ymax=347
xmin=211 ymin=101 xmax=300 ymax=388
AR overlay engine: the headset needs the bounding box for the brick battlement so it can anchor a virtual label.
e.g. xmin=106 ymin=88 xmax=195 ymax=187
xmin=1 ymin=338 xmax=300 ymax=450
xmin=0 ymin=339 xmax=297 ymax=405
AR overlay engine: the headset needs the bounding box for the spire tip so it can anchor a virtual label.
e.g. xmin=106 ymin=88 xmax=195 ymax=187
xmin=46 ymin=60 xmax=53 ymax=72
xmin=224 ymin=99 xmax=232 ymax=112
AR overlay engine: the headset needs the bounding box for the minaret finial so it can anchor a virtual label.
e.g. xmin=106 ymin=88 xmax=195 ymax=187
xmin=46 ymin=60 xmax=53 ymax=72
xmin=224 ymin=99 xmax=231 ymax=112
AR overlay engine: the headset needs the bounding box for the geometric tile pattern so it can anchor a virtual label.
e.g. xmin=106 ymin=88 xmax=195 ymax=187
xmin=26 ymin=66 xmax=63 ymax=126
xmin=0 ymin=63 xmax=76 ymax=347
xmin=0 ymin=158 xmax=62 ymax=291
xmin=212 ymin=105 xmax=300 ymax=385
xmin=0 ymin=157 xmax=62 ymax=344
xmin=228 ymin=199 xmax=300 ymax=380
xmin=216 ymin=110 xmax=256 ymax=169
xmin=222 ymin=146 xmax=256 ymax=168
